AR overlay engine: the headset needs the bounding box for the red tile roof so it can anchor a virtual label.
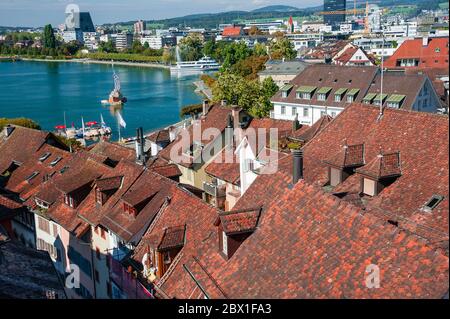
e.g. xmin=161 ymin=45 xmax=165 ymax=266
xmin=159 ymin=104 xmax=232 ymax=168
xmin=385 ymin=37 xmax=449 ymax=69
xmin=88 ymin=141 xmax=136 ymax=164
xmin=95 ymin=176 xmax=123 ymax=192
xmin=183 ymin=179 xmax=449 ymax=298
xmin=301 ymin=103 xmax=449 ymax=243
xmin=356 ymin=151 xmax=402 ymax=180
xmin=100 ymin=170 xmax=173 ymax=242
xmin=222 ymin=26 xmax=243 ymax=37
xmin=217 ymin=208 xmax=261 ymax=235
xmin=290 ymin=115 xmax=332 ymax=142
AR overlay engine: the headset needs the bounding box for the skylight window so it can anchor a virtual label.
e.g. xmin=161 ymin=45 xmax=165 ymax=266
xmin=49 ymin=156 xmax=62 ymax=167
xmin=26 ymin=171 xmax=39 ymax=182
xmin=422 ymin=195 xmax=444 ymax=212
xmin=39 ymin=152 xmax=51 ymax=162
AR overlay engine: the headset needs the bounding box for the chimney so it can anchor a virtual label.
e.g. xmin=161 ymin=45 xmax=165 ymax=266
xmin=221 ymin=99 xmax=227 ymax=107
xmin=168 ymin=126 xmax=176 ymax=142
xmin=135 ymin=128 xmax=141 ymax=159
xmin=4 ymin=125 xmax=15 ymax=137
xmin=202 ymin=100 xmax=209 ymax=116
xmin=292 ymin=149 xmax=304 ymax=185
xmin=139 ymin=127 xmax=146 ymax=164
xmin=422 ymin=36 xmax=429 ymax=47
xmin=231 ymin=106 xmax=241 ymax=129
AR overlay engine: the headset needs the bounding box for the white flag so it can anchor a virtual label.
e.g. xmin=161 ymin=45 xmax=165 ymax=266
xmin=117 ymin=112 xmax=126 ymax=128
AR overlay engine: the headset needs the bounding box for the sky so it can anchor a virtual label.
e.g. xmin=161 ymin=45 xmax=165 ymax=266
xmin=0 ymin=0 xmax=322 ymax=27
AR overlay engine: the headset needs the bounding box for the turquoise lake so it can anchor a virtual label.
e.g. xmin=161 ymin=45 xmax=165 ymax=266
xmin=0 ymin=61 xmax=203 ymax=139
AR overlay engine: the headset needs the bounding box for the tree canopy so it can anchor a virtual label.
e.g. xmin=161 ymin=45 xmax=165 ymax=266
xmin=43 ymin=24 xmax=56 ymax=49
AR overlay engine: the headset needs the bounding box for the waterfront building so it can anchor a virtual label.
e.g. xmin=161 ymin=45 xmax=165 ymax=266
xmin=62 ymin=30 xmax=84 ymax=43
xmin=270 ymin=65 xmax=441 ymax=125
xmin=140 ymin=35 xmax=176 ymax=50
xmin=115 ymin=33 xmax=133 ymax=50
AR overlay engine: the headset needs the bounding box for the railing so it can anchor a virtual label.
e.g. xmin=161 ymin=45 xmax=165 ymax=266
xmin=203 ymin=181 xmax=226 ymax=198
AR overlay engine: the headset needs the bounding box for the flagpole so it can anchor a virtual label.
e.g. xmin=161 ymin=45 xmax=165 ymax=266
xmin=118 ymin=117 xmax=121 ymax=143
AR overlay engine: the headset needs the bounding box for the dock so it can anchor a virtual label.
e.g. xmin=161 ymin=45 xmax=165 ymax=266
xmin=193 ymin=80 xmax=213 ymax=100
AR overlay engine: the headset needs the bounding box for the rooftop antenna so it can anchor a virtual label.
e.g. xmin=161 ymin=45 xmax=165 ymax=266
xmin=377 ymin=31 xmax=385 ymax=122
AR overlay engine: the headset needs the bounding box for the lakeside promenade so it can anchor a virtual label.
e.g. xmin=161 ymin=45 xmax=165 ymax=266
xmin=1 ymin=56 xmax=170 ymax=69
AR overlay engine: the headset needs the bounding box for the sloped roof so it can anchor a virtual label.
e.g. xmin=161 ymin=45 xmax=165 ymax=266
xmin=271 ymin=65 xmax=379 ymax=108
xmin=385 ymin=37 xmax=449 ymax=69
xmin=0 ymin=235 xmax=66 ymax=299
xmin=301 ymin=103 xmax=449 ymax=242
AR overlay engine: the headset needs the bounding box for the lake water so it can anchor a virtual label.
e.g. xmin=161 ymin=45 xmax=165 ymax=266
xmin=0 ymin=61 xmax=203 ymax=139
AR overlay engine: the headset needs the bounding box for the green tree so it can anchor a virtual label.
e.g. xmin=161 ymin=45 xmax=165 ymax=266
xmin=212 ymin=73 xmax=276 ymax=118
xmin=99 ymin=40 xmax=117 ymax=53
xmin=253 ymin=42 xmax=268 ymax=56
xmin=162 ymin=47 xmax=176 ymax=64
xmin=179 ymin=34 xmax=203 ymax=61
xmin=269 ymin=37 xmax=296 ymax=60
xmin=231 ymin=55 xmax=269 ymax=80
xmin=202 ymin=40 xmax=216 ymax=57
xmin=43 ymin=24 xmax=56 ymax=49
xmin=0 ymin=117 xmax=41 ymax=131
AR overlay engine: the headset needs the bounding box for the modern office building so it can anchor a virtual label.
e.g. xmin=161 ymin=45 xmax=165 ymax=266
xmin=115 ymin=32 xmax=133 ymax=50
xmin=323 ymin=0 xmax=346 ymax=26
xmin=63 ymin=11 xmax=95 ymax=43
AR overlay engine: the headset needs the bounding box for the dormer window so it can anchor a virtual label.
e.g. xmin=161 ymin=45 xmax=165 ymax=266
xmin=123 ymin=202 xmax=137 ymax=216
xmin=50 ymin=157 xmax=62 ymax=167
xmin=362 ymin=178 xmax=377 ymax=196
xmin=296 ymin=86 xmax=316 ymax=100
xmin=280 ymin=84 xmax=293 ymax=98
xmin=222 ymin=231 xmax=228 ymax=255
xmin=422 ymin=195 xmax=444 ymax=212
xmin=96 ymin=189 xmax=103 ymax=205
xmin=362 ymin=93 xmax=377 ymax=104
xmin=373 ymin=94 xmax=387 ymax=106
xmin=26 ymin=171 xmax=39 ymax=183
xmin=386 ymin=94 xmax=406 ymax=109
xmin=334 ymin=88 xmax=347 ymax=102
xmin=39 ymin=152 xmax=51 ymax=162
xmin=214 ymin=208 xmax=261 ymax=260
xmin=324 ymin=143 xmax=365 ymax=187
xmin=64 ymin=194 xmax=75 ymax=208
xmin=356 ymin=151 xmax=402 ymax=197
xmin=346 ymin=88 xmax=359 ymax=103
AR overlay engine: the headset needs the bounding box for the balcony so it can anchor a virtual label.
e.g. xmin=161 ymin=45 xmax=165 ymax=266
xmin=203 ymin=181 xmax=226 ymax=198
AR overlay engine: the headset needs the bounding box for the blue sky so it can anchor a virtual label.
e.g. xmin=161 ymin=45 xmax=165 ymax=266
xmin=0 ymin=0 xmax=322 ymax=27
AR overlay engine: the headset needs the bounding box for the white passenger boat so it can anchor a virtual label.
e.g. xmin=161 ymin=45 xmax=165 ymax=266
xmin=170 ymin=56 xmax=220 ymax=73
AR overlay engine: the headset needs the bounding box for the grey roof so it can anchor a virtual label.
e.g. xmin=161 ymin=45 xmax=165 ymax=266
xmin=259 ymin=60 xmax=310 ymax=76
xmin=0 ymin=228 xmax=66 ymax=299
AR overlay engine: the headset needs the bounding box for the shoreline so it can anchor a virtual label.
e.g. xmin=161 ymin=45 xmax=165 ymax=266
xmin=8 ymin=56 xmax=171 ymax=69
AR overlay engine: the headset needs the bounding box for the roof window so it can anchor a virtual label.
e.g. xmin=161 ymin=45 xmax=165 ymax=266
xmin=422 ymin=195 xmax=444 ymax=212
xmin=50 ymin=156 xmax=62 ymax=167
xmin=39 ymin=152 xmax=51 ymax=162
xmin=26 ymin=171 xmax=39 ymax=182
